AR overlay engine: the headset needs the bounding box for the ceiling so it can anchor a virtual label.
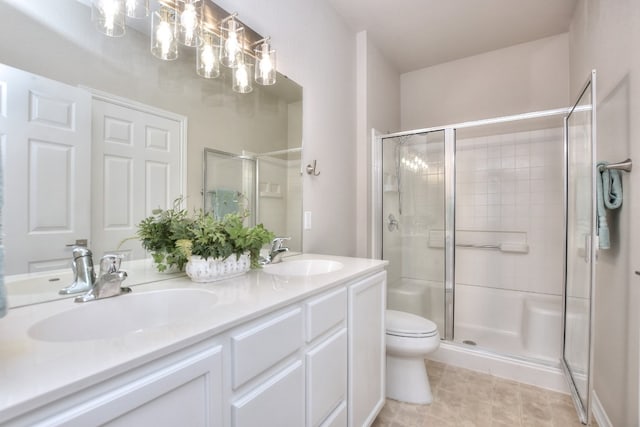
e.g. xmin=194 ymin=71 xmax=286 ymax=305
xmin=325 ymin=0 xmax=578 ymax=73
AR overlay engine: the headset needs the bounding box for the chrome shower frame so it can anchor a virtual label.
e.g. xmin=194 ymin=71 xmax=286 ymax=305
xmin=371 ymin=106 xmax=585 ymax=344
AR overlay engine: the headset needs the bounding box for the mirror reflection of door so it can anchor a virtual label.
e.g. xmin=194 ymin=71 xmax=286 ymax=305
xmin=563 ymin=71 xmax=596 ymax=425
xmin=91 ymin=95 xmax=186 ymax=261
xmin=0 ymin=64 xmax=91 ymax=275
xmin=0 ymin=63 xmax=187 ymax=273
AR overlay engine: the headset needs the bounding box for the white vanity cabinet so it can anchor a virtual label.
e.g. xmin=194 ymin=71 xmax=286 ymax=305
xmin=228 ymin=271 xmax=386 ymax=427
xmin=0 ymin=263 xmax=387 ymax=427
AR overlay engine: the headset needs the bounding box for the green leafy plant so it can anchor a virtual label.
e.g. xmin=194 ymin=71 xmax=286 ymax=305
xmin=133 ymin=198 xmax=275 ymax=272
xmin=175 ymin=210 xmax=275 ymax=269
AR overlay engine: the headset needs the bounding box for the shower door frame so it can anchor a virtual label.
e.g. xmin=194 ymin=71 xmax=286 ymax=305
xmin=372 ymin=127 xmax=456 ymax=340
xmin=560 ymin=70 xmax=597 ymax=426
xmin=372 ymin=107 xmax=577 ymax=345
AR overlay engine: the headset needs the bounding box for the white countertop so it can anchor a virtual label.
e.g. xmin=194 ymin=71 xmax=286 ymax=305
xmin=0 ymin=254 xmax=387 ymax=423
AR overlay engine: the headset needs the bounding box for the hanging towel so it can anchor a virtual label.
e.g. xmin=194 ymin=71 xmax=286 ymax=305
xmin=596 ymin=162 xmax=623 ymax=249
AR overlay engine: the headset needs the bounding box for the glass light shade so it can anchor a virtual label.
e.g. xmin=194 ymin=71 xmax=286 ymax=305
xmin=151 ymin=7 xmax=178 ymax=61
xmin=125 ymin=0 xmax=148 ymax=19
xmin=91 ymin=0 xmax=126 ymax=37
xmin=197 ymin=33 xmax=221 ymax=79
xmin=178 ymin=0 xmax=202 ymax=47
xmin=254 ymin=41 xmax=276 ymax=86
xmin=220 ymin=17 xmax=244 ymax=68
xmin=232 ymin=61 xmax=253 ymax=93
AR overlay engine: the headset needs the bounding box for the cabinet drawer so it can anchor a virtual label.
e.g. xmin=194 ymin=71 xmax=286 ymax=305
xmin=232 ymin=307 xmax=303 ymax=389
xmin=231 ymin=361 xmax=304 ymax=427
xmin=305 ymin=287 xmax=346 ymax=342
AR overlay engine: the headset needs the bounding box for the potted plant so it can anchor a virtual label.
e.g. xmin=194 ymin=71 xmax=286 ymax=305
xmin=133 ymin=197 xmax=275 ymax=280
xmin=174 ymin=211 xmax=275 ymax=282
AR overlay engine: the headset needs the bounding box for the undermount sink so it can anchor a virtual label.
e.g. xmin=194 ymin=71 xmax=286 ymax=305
xmin=263 ymin=259 xmax=344 ymax=277
xmin=28 ymin=289 xmax=218 ymax=342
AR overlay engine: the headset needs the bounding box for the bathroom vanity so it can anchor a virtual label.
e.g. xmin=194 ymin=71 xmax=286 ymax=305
xmin=0 ymin=254 xmax=387 ymax=427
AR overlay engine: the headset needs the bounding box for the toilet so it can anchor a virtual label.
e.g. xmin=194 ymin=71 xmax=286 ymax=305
xmin=385 ymin=309 xmax=440 ymax=404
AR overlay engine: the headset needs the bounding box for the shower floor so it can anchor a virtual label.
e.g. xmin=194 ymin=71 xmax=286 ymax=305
xmin=454 ymin=323 xmax=558 ymax=364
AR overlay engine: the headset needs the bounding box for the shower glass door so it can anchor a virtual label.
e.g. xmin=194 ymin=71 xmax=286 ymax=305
xmin=563 ymin=71 xmax=596 ymax=424
xmin=381 ymin=130 xmax=448 ymax=337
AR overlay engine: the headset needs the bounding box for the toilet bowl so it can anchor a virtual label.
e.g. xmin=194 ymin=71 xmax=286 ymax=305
xmin=385 ymin=309 xmax=440 ymax=404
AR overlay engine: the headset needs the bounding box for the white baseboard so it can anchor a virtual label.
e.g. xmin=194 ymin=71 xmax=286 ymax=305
xmin=591 ymin=391 xmax=612 ymax=427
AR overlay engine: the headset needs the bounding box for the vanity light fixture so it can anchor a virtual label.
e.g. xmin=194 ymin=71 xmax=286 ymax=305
xmin=91 ymin=0 xmax=126 ymax=37
xmin=254 ymin=37 xmax=276 ymax=86
xmin=151 ymin=6 xmax=179 ymax=60
xmin=177 ymin=0 xmax=202 ymax=47
xmin=90 ymin=1 xmax=277 ymax=92
xmin=197 ymin=31 xmax=221 ymax=79
xmin=125 ymin=0 xmax=149 ymax=19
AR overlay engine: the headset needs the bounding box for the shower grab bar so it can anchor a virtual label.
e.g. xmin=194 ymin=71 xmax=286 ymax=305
xmin=455 ymin=242 xmax=529 ymax=253
xmin=602 ymin=158 xmax=632 ymax=172
xmin=456 ymin=243 xmax=500 ymax=249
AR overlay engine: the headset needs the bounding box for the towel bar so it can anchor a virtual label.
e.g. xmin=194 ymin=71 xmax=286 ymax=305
xmin=602 ymin=158 xmax=632 ymax=172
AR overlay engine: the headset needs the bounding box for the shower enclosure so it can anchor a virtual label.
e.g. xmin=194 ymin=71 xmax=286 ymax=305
xmin=373 ymin=76 xmax=596 ymax=423
xmin=375 ymin=111 xmax=567 ymax=359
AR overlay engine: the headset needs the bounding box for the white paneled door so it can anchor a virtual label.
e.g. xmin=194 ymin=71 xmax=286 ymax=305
xmin=0 ymin=64 xmax=91 ymax=275
xmin=91 ymin=96 xmax=185 ymax=261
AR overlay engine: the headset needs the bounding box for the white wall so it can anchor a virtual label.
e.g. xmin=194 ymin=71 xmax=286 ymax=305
xmin=569 ymin=1 xmax=640 ymax=425
xmin=401 ymin=34 xmax=570 ymax=129
xmin=213 ymin=0 xmax=358 ymax=257
xmin=356 ymin=31 xmax=401 ymax=258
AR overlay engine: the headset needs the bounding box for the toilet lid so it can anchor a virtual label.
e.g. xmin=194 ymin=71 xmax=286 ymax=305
xmin=386 ymin=310 xmax=439 ymax=338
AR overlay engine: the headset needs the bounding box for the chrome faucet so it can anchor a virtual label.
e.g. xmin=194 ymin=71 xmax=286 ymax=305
xmin=59 ymin=247 xmax=96 ymax=295
xmin=74 ymin=254 xmax=131 ymax=303
xmin=266 ymin=237 xmax=291 ymax=264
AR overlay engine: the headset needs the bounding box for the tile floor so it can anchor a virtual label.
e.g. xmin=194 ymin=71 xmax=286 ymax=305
xmin=372 ymin=360 xmax=593 ymax=427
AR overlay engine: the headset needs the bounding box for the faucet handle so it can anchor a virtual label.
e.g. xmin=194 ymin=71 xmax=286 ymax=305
xmin=271 ymin=237 xmax=291 ymax=251
xmin=72 ymin=246 xmax=92 ymax=260
xmin=99 ymin=254 xmax=122 ymax=275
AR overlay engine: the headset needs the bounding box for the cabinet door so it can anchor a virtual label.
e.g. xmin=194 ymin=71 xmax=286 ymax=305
xmin=306 ymin=328 xmax=347 ymax=427
xmin=348 ymin=271 xmax=386 ymax=427
xmin=232 ymin=361 xmax=304 ymax=427
xmin=35 ymin=345 xmax=223 ymax=427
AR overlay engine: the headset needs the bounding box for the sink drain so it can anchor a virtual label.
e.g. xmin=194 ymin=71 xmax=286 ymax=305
xmin=462 ymin=340 xmax=477 ymax=346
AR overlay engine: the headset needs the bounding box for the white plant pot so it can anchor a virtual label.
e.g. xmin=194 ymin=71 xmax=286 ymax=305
xmin=185 ymin=253 xmax=251 ymax=282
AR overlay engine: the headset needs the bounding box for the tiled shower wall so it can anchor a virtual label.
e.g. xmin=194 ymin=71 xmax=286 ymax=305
xmin=455 ymin=127 xmax=565 ymax=296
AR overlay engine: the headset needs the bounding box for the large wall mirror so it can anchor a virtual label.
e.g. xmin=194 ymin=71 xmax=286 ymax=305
xmin=0 ymin=1 xmax=303 ymax=306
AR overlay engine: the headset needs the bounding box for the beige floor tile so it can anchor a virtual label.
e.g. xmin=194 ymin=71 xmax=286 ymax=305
xmin=373 ymin=360 xmax=587 ymax=427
